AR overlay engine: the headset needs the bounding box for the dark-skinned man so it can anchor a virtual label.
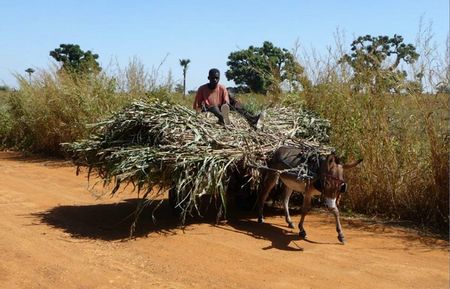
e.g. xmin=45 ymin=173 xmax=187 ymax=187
xmin=193 ymin=68 xmax=264 ymax=128
xmin=193 ymin=68 xmax=231 ymax=125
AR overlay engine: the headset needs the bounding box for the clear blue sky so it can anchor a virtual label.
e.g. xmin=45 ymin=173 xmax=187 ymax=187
xmin=1 ymin=0 xmax=448 ymax=91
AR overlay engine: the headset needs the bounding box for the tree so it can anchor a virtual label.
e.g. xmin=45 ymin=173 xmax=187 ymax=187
xmin=226 ymin=41 xmax=309 ymax=94
xmin=436 ymin=82 xmax=450 ymax=94
xmin=25 ymin=68 xmax=35 ymax=83
xmin=340 ymin=34 xmax=420 ymax=93
xmin=179 ymin=59 xmax=190 ymax=96
xmin=50 ymin=44 xmax=101 ymax=75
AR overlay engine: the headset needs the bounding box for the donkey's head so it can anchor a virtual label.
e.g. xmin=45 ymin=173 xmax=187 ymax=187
xmin=319 ymin=154 xmax=362 ymax=209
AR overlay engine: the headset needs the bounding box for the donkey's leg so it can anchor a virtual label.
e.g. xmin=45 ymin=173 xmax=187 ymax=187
xmin=257 ymin=171 xmax=278 ymax=223
xmin=282 ymin=186 xmax=295 ymax=228
xmin=331 ymin=207 xmax=345 ymax=244
xmin=324 ymin=197 xmax=345 ymax=243
xmin=298 ymin=193 xmax=312 ymax=239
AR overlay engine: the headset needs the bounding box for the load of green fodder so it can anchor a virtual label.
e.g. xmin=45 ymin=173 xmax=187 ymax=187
xmin=64 ymin=100 xmax=333 ymax=232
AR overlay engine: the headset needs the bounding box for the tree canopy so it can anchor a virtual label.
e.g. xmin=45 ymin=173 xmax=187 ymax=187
xmin=50 ymin=44 xmax=101 ymax=75
xmin=25 ymin=68 xmax=35 ymax=74
xmin=340 ymin=34 xmax=420 ymax=93
xmin=226 ymin=41 xmax=309 ymax=94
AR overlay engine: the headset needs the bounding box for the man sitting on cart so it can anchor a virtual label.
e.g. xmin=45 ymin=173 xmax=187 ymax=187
xmin=193 ymin=68 xmax=264 ymax=129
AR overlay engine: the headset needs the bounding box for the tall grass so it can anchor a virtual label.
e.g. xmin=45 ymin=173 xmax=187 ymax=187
xmin=2 ymin=69 xmax=123 ymax=154
xmin=0 ymin=59 xmax=177 ymax=155
xmin=303 ymin=84 xmax=448 ymax=232
xmin=294 ymin=27 xmax=449 ymax=233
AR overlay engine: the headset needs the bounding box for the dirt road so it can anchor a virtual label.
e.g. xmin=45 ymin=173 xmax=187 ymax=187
xmin=0 ymin=151 xmax=448 ymax=289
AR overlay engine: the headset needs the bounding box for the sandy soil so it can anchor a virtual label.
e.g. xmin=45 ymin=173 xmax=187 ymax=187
xmin=0 ymin=151 xmax=448 ymax=289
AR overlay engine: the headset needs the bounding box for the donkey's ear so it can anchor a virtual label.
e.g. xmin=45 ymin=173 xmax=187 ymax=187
xmin=326 ymin=154 xmax=337 ymax=170
xmin=343 ymin=159 xmax=363 ymax=169
xmin=328 ymin=154 xmax=337 ymax=164
xmin=335 ymin=154 xmax=346 ymax=164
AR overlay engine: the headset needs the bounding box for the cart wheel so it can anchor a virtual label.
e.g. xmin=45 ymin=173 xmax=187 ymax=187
xmin=168 ymin=187 xmax=182 ymax=216
xmin=168 ymin=187 xmax=177 ymax=208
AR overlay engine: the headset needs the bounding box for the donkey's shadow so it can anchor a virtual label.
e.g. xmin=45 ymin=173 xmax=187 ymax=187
xmin=221 ymin=215 xmax=304 ymax=251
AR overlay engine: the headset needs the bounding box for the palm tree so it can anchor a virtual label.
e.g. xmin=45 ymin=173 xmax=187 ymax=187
xmin=25 ymin=68 xmax=35 ymax=83
xmin=179 ymin=59 xmax=191 ymax=97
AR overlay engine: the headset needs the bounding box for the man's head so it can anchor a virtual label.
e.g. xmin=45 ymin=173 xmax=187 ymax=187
xmin=208 ymin=68 xmax=220 ymax=89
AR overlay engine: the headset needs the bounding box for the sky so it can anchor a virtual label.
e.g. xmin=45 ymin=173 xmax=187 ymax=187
xmin=0 ymin=0 xmax=448 ymax=91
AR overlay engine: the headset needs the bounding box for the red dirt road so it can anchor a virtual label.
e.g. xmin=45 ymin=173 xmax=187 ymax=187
xmin=0 ymin=151 xmax=448 ymax=289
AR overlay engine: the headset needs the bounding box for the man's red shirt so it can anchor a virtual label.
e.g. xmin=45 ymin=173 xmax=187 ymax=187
xmin=193 ymin=84 xmax=229 ymax=110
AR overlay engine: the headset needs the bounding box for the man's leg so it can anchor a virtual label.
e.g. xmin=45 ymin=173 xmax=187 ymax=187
xmin=231 ymin=106 xmax=264 ymax=129
xmin=206 ymin=105 xmax=230 ymax=125
xmin=220 ymin=104 xmax=231 ymax=125
xmin=206 ymin=105 xmax=224 ymax=124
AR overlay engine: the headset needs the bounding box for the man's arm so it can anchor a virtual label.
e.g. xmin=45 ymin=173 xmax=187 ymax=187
xmin=193 ymin=87 xmax=202 ymax=111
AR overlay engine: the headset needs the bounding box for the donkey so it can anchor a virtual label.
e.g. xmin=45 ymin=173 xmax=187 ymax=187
xmin=257 ymin=146 xmax=362 ymax=243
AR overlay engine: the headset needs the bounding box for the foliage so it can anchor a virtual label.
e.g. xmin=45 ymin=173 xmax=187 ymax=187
xmin=25 ymin=68 xmax=35 ymax=75
xmin=340 ymin=35 xmax=420 ymax=93
xmin=50 ymin=44 xmax=101 ymax=75
xmin=436 ymin=82 xmax=450 ymax=94
xmin=0 ymin=85 xmax=11 ymax=91
xmin=226 ymin=41 xmax=310 ymax=95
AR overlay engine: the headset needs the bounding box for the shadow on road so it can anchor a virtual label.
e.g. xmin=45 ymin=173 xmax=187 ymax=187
xmin=33 ymin=198 xmax=205 ymax=241
xmin=220 ymin=218 xmax=304 ymax=251
xmin=33 ymin=197 xmax=447 ymax=251
xmin=33 ymin=198 xmax=302 ymax=247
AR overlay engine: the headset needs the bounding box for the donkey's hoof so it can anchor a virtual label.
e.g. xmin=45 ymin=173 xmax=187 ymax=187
xmin=258 ymin=217 xmax=264 ymax=224
xmin=299 ymin=230 xmax=307 ymax=239
xmin=338 ymin=235 xmax=346 ymax=244
xmin=288 ymin=222 xmax=295 ymax=229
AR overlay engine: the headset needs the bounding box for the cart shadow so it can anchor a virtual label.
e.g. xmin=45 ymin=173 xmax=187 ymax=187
xmin=33 ymin=198 xmax=215 ymax=241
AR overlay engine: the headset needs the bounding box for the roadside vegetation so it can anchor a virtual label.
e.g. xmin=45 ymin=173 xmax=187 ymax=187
xmin=0 ymin=28 xmax=448 ymax=234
